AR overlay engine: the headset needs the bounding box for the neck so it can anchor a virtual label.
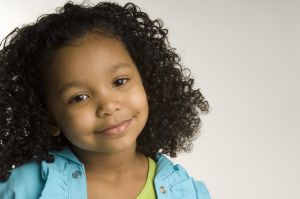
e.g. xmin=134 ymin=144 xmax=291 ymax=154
xmin=71 ymin=145 xmax=147 ymax=181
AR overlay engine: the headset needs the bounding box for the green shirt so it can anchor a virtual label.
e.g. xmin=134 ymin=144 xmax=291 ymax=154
xmin=136 ymin=157 xmax=157 ymax=199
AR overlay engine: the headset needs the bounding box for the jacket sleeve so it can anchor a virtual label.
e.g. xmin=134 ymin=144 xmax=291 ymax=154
xmin=0 ymin=161 xmax=44 ymax=199
xmin=0 ymin=183 xmax=15 ymax=199
xmin=194 ymin=180 xmax=211 ymax=199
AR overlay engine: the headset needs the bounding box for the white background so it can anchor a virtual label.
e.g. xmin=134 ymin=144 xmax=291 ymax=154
xmin=1 ymin=0 xmax=299 ymax=198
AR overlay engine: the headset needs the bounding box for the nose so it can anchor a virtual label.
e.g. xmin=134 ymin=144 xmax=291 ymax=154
xmin=95 ymin=92 xmax=122 ymax=118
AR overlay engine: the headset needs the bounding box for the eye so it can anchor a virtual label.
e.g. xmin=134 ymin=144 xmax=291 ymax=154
xmin=69 ymin=94 xmax=89 ymax=104
xmin=113 ymin=78 xmax=129 ymax=87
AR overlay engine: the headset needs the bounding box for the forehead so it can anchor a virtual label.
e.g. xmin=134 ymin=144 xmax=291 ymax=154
xmin=44 ymin=34 xmax=137 ymax=92
xmin=52 ymin=34 xmax=132 ymax=70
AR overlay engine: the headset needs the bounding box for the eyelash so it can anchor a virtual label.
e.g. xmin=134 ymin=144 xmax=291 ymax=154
xmin=68 ymin=77 xmax=130 ymax=104
xmin=113 ymin=77 xmax=129 ymax=87
xmin=69 ymin=93 xmax=89 ymax=104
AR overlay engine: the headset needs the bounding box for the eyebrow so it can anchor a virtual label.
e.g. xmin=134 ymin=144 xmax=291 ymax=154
xmin=57 ymin=63 xmax=131 ymax=95
xmin=110 ymin=63 xmax=131 ymax=72
xmin=58 ymin=80 xmax=85 ymax=95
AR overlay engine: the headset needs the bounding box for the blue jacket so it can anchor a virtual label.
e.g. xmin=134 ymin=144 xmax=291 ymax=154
xmin=0 ymin=147 xmax=211 ymax=199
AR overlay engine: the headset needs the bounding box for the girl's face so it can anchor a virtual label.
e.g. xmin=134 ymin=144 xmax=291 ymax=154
xmin=44 ymin=34 xmax=149 ymax=155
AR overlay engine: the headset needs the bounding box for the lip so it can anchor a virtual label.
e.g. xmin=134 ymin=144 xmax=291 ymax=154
xmin=96 ymin=119 xmax=132 ymax=136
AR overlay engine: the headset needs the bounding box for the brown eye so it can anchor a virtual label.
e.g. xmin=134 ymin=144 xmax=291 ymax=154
xmin=114 ymin=78 xmax=129 ymax=87
xmin=69 ymin=94 xmax=89 ymax=104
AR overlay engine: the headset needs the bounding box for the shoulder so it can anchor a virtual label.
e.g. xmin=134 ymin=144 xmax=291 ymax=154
xmin=154 ymin=153 xmax=211 ymax=199
xmin=0 ymin=161 xmax=44 ymax=199
xmin=0 ymin=147 xmax=81 ymax=199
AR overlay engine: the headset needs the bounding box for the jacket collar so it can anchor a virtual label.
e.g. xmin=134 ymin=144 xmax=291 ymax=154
xmin=155 ymin=153 xmax=174 ymax=177
xmin=51 ymin=146 xmax=174 ymax=175
xmin=49 ymin=148 xmax=200 ymax=198
xmin=50 ymin=146 xmax=82 ymax=165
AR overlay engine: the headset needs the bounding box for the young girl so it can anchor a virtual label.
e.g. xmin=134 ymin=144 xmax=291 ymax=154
xmin=0 ymin=1 xmax=211 ymax=199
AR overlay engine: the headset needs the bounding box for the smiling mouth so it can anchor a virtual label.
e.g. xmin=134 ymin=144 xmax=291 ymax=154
xmin=96 ymin=119 xmax=132 ymax=136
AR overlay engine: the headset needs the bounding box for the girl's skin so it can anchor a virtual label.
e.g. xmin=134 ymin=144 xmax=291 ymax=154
xmin=43 ymin=33 xmax=149 ymax=199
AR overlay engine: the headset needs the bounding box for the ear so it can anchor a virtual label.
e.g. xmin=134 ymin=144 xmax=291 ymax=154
xmin=51 ymin=126 xmax=61 ymax=136
xmin=47 ymin=112 xmax=61 ymax=137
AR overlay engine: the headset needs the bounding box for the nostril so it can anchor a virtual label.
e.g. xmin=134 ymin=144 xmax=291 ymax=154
xmin=96 ymin=105 xmax=121 ymax=118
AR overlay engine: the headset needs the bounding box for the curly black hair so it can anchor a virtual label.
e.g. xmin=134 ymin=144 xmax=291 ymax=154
xmin=0 ymin=1 xmax=209 ymax=181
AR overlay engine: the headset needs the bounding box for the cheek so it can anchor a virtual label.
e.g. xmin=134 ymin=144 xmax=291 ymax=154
xmin=56 ymin=107 xmax=96 ymax=135
xmin=127 ymin=86 xmax=149 ymax=116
